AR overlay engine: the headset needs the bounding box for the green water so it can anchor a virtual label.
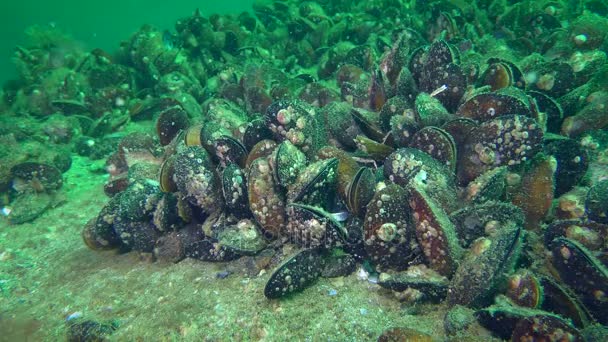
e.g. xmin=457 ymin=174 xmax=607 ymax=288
xmin=0 ymin=0 xmax=255 ymax=81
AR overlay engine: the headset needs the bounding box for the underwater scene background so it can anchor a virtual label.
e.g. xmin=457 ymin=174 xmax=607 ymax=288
xmin=1 ymin=0 xmax=608 ymax=341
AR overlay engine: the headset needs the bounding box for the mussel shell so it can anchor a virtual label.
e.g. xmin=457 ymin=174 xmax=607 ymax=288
xmin=245 ymin=139 xmax=277 ymax=169
xmin=247 ymin=157 xmax=286 ymax=238
xmin=544 ymin=219 xmax=607 ymax=252
xmin=505 ymin=271 xmax=542 ymax=308
xmin=273 ymin=140 xmax=308 ymax=188
xmin=409 ymin=184 xmax=462 ymax=276
xmin=264 ymin=248 xmax=324 ymax=299
xmin=457 ymin=115 xmax=544 ymax=184
xmin=551 ymin=237 xmax=608 ymax=324
xmin=159 ymin=155 xmax=177 ymax=193
xmin=113 ymin=218 xmax=160 ymax=253
xmin=448 ymin=222 xmax=523 ymax=307
xmin=173 ymin=146 xmax=223 ymax=214
xmin=243 ymin=118 xmax=274 ymax=152
xmin=212 ymin=135 xmax=248 ymax=168
xmin=217 ymin=219 xmax=267 ymax=255
xmin=286 ymin=203 xmax=347 ymax=248
xmin=463 ymin=166 xmax=507 ymax=204
xmin=82 ymin=195 xmax=122 ymax=250
xmin=586 ymin=180 xmax=608 ymax=224
xmin=409 ymin=126 xmax=457 ymax=171
xmin=152 ymin=192 xmax=183 ymax=232
xmin=10 ymin=162 xmax=63 ymax=192
xmin=363 ymin=184 xmax=416 ymax=271
xmin=184 ymin=238 xmax=241 ymax=262
xmin=345 ymin=167 xmax=376 ymax=218
xmin=156 ymin=105 xmax=189 ymax=146
xmin=476 ymin=305 xmax=581 ymax=341
xmin=528 ymin=90 xmax=563 ymax=133
xmin=287 ymin=158 xmax=338 ymax=208
xmin=545 ymin=138 xmax=589 ymax=197
xmin=449 ymin=201 xmax=524 ymax=248
xmin=221 ymin=163 xmax=250 ymax=218
xmin=420 ymin=63 xmax=467 ymax=112
xmin=378 ymin=270 xmax=448 ymax=302
xmin=539 ymin=275 xmax=593 ymax=329
xmin=456 ymin=90 xmax=532 ymax=122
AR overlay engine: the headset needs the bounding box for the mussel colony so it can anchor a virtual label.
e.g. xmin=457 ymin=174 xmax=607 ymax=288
xmin=3 ymin=0 xmax=608 ymax=340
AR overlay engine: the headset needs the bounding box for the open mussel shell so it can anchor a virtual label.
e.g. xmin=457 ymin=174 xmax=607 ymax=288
xmin=409 ymin=126 xmax=457 ymax=171
xmin=476 ymin=304 xmax=582 ymax=341
xmin=551 ymin=237 xmax=608 ymax=325
xmin=408 ymin=183 xmax=462 ymax=277
xmin=272 ymin=140 xmax=308 ymax=188
xmin=217 ymin=219 xmax=267 ymax=255
xmin=264 ymin=248 xmax=325 ymax=299
xmin=449 ymin=201 xmax=524 ymax=248
xmin=479 ymin=58 xmax=526 ymax=91
xmin=448 ymin=221 xmax=523 ymax=308
xmin=457 ymin=114 xmax=544 ymax=184
xmin=287 ymin=158 xmax=338 ymax=208
xmin=10 ymin=162 xmax=64 ymax=192
xmin=286 ymin=203 xmax=348 ymax=248
xmin=221 ymin=163 xmax=250 ymax=218
xmin=247 ymin=157 xmax=286 ymax=239
xmin=159 ymin=155 xmax=177 ymax=193
xmin=363 ymin=184 xmax=416 ymax=271
xmin=345 ymin=167 xmax=376 ymax=218
xmin=184 ymin=238 xmax=241 ymax=262
xmin=378 ymin=268 xmax=448 ymax=302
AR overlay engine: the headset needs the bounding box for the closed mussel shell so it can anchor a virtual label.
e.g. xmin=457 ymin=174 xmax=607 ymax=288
xmin=159 ymin=155 xmax=177 ymax=193
xmin=409 ymin=183 xmax=463 ymax=276
xmin=273 ymin=140 xmax=308 ymax=188
xmin=156 ymin=104 xmax=189 ymax=146
xmin=363 ymin=184 xmax=416 ymax=271
xmin=184 ymin=238 xmax=241 ymax=262
xmin=551 ymin=237 xmax=608 ymax=324
xmin=458 ymin=114 xmax=543 ymax=184
xmin=449 ymin=201 xmax=524 ymax=248
xmin=82 ymin=194 xmax=123 ymax=250
xmin=217 ymin=219 xmax=267 ymax=255
xmin=264 ymin=248 xmax=324 ymax=299
xmin=448 ymin=221 xmax=522 ymax=307
xmin=248 ymin=157 xmax=286 ymax=239
xmin=545 ymin=137 xmax=588 ymax=197
xmin=505 ymin=270 xmax=543 ymax=308
xmin=539 ymin=275 xmax=593 ymax=329
xmin=221 ymin=163 xmax=250 ymax=218
xmin=409 ymin=126 xmax=457 ymax=171
xmin=544 ymin=219 xmax=607 ymax=252
xmin=212 ymin=135 xmax=248 ymax=168
xmin=456 ymin=89 xmax=532 ymax=122
xmin=378 ymin=268 xmax=448 ymax=302
xmin=173 ymin=146 xmax=223 ymax=214
xmin=242 ymin=118 xmax=274 ymax=152
xmin=476 ymin=305 xmax=581 ymax=341
xmin=586 ymin=180 xmax=608 ymax=224
xmin=10 ymin=162 xmax=63 ymax=192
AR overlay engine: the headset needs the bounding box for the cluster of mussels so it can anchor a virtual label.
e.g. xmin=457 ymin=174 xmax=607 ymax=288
xmin=76 ymin=0 xmax=608 ymax=340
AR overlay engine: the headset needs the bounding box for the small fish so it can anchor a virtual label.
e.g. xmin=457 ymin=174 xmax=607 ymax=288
xmin=330 ymin=211 xmax=349 ymax=222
